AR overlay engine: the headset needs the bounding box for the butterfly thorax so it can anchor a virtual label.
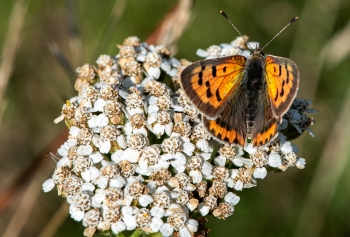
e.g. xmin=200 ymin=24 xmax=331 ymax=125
xmin=244 ymin=55 xmax=267 ymax=138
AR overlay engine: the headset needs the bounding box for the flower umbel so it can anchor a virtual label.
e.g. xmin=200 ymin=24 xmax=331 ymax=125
xmin=43 ymin=36 xmax=315 ymax=237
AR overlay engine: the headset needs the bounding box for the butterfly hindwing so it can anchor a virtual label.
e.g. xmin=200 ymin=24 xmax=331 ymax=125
xmin=203 ymin=90 xmax=246 ymax=146
xmin=251 ymin=93 xmax=278 ymax=146
xmin=180 ymin=55 xmax=246 ymax=118
xmin=265 ymin=55 xmax=299 ymax=121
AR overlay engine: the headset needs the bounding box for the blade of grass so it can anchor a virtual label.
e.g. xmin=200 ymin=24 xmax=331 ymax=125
xmin=0 ymin=0 xmax=27 ymax=105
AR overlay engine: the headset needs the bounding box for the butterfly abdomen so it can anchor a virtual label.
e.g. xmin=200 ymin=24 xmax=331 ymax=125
xmin=244 ymin=57 xmax=266 ymax=138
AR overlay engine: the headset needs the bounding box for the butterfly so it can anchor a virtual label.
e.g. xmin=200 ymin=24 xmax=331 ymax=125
xmin=180 ymin=16 xmax=299 ymax=147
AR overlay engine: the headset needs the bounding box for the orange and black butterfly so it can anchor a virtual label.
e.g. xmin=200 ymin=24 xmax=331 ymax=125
xmin=180 ymin=14 xmax=299 ymax=147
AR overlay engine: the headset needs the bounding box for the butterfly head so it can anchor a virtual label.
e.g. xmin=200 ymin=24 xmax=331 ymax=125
xmin=250 ymin=45 xmax=265 ymax=58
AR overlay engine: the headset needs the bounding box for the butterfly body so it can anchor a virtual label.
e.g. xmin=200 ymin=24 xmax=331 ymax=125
xmin=180 ymin=51 xmax=299 ymax=147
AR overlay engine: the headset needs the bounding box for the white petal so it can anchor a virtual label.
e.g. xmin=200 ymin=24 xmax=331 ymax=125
xmin=150 ymin=206 xmax=165 ymax=218
xmin=160 ymin=223 xmax=174 ymax=237
xmin=82 ymin=182 xmax=95 ymax=192
xmin=96 ymin=114 xmax=109 ymax=127
xmin=117 ymin=134 xmax=127 ymax=149
xmin=268 ymin=152 xmax=282 ymax=168
xmin=77 ymin=145 xmax=93 ymax=156
xmin=91 ymin=134 xmax=100 ymax=148
xmin=139 ymin=194 xmax=154 ymax=207
xmin=111 ymin=150 xmax=124 ymax=163
xmin=201 ymin=161 xmax=213 ymax=175
xmin=57 ymin=157 xmax=70 ymax=167
xmin=149 ymin=67 xmax=161 ymax=79
xmin=81 ymin=170 xmax=91 ymax=182
xmin=42 ymin=179 xmax=55 ymax=192
xmin=234 ymin=180 xmax=243 ymax=191
xmin=88 ymin=115 xmax=98 ymax=128
xmin=198 ymin=203 xmax=210 ymax=216
xmin=230 ymin=169 xmax=239 ymax=179
xmin=187 ymin=219 xmax=199 ymax=233
xmin=96 ymin=177 xmax=108 ymax=189
xmin=97 ymin=221 xmax=110 ymax=231
xmin=150 ymin=217 xmax=163 ymax=232
xmin=94 ymin=98 xmax=106 ymax=112
xmin=69 ymin=205 xmax=84 ymax=221
xmin=123 ymin=215 xmax=137 ymax=230
xmin=196 ymin=139 xmax=212 ymax=153
xmin=148 ymin=104 xmax=159 ymax=114
xmin=296 ymin=158 xmax=306 ymax=169
xmin=165 ymin=123 xmax=174 ymax=136
xmin=253 ymin=167 xmax=267 ymax=179
xmin=281 ymin=141 xmax=293 ymax=154
xmin=153 ymin=123 xmax=165 ymax=135
xmin=66 ymin=138 xmax=78 ymax=147
xmin=133 ymin=127 xmax=148 ymax=137
xmin=174 ymin=152 xmax=186 ymax=165
xmin=179 ymin=227 xmax=191 ymax=237
xmin=57 ymin=142 xmax=69 ymax=156
xmin=89 ymin=151 xmax=103 ymax=163
xmin=110 ymin=176 xmax=126 ymax=188
xmin=91 ymin=190 xmax=106 ymax=208
xmin=160 ymin=61 xmax=171 ymax=72
xmin=111 ymin=221 xmax=126 ymax=234
xmin=69 ymin=126 xmax=80 ymax=137
xmin=189 ymin=170 xmax=202 ymax=184
xmin=214 ymin=156 xmax=226 ymax=166
xmin=224 ymin=192 xmax=240 ymax=206
xmin=244 ymin=143 xmax=257 ymax=154
xmin=224 ymin=178 xmax=235 ymax=188
xmin=196 ymin=48 xmax=209 ymax=57
xmin=182 ymin=143 xmax=195 ymax=156
xmin=99 ymin=141 xmax=111 ymax=154
xmin=123 ymin=148 xmax=141 ymax=163
xmin=147 ymin=113 xmax=158 ymax=124
xmin=232 ymin=158 xmax=244 ymax=167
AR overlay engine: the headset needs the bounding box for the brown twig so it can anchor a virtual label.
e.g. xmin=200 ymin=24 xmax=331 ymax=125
xmin=146 ymin=0 xmax=193 ymax=53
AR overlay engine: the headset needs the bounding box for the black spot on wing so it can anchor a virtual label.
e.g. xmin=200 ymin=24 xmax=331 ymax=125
xmin=280 ymin=87 xmax=284 ymax=97
xmin=285 ymin=63 xmax=290 ymax=84
xmin=216 ymin=90 xmax=222 ymax=102
xmin=279 ymin=65 xmax=282 ymax=76
xmin=205 ymin=81 xmax=210 ymax=88
xmin=206 ymin=88 xmax=213 ymax=98
xmin=198 ymin=71 xmax=203 ymax=85
xmin=274 ymin=88 xmax=279 ymax=101
xmin=212 ymin=66 xmax=217 ymax=77
xmin=223 ymin=66 xmax=226 ymax=73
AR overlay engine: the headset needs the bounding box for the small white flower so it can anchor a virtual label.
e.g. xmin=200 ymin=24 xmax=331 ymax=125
xmin=160 ymin=223 xmax=174 ymax=237
xmin=253 ymin=167 xmax=267 ymax=179
xmin=111 ymin=221 xmax=126 ymax=234
xmin=42 ymin=179 xmax=55 ymax=192
xmin=77 ymin=145 xmax=93 ymax=156
xmin=296 ymin=158 xmax=306 ymax=169
xmin=268 ymin=152 xmax=282 ymax=168
xmin=224 ymin=192 xmax=240 ymax=206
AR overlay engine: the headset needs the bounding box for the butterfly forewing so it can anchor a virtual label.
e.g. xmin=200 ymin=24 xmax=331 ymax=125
xmin=264 ymin=55 xmax=299 ymax=121
xmin=180 ymin=55 xmax=246 ymax=118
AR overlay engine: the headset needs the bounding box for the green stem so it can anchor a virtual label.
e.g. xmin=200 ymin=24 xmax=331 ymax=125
xmin=130 ymin=229 xmax=143 ymax=237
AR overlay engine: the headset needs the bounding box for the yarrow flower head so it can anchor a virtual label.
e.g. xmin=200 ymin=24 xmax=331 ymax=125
xmin=43 ymin=36 xmax=315 ymax=237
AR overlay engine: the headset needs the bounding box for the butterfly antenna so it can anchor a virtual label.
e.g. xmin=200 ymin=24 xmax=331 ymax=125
xmin=260 ymin=17 xmax=298 ymax=52
xmin=220 ymin=11 xmax=253 ymax=49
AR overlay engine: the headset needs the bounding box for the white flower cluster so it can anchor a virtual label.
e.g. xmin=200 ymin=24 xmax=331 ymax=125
xmin=43 ymin=36 xmax=314 ymax=237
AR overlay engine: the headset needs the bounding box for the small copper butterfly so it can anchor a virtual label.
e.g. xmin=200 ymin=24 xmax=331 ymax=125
xmin=180 ymin=12 xmax=299 ymax=146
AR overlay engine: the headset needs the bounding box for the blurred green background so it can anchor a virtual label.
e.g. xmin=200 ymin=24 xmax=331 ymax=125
xmin=0 ymin=0 xmax=350 ymax=236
